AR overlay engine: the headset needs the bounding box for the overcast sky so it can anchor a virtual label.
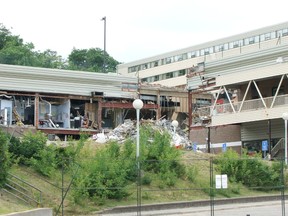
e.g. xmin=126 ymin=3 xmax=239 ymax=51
xmin=1 ymin=0 xmax=288 ymax=63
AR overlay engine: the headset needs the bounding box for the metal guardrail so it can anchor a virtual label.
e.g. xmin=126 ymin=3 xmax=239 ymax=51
xmin=4 ymin=173 xmax=42 ymax=207
xmin=196 ymin=94 xmax=288 ymax=118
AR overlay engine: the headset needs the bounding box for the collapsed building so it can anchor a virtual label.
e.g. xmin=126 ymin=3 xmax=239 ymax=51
xmin=0 ymin=64 xmax=191 ymax=140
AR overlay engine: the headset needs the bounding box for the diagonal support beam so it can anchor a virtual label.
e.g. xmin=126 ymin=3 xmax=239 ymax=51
xmin=270 ymin=74 xmax=285 ymax=108
xmin=238 ymin=81 xmax=251 ymax=112
xmin=223 ymin=86 xmax=236 ymax=113
xmin=253 ymin=80 xmax=267 ymax=109
xmin=210 ymin=86 xmax=222 ymax=116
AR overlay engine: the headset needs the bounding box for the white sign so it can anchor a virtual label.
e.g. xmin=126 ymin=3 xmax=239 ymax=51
xmin=215 ymin=175 xmax=222 ymax=189
xmin=215 ymin=174 xmax=228 ymax=189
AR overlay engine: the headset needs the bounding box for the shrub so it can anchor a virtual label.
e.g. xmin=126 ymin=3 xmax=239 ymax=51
xmin=9 ymin=131 xmax=47 ymax=163
xmin=30 ymin=145 xmax=57 ymax=177
xmin=186 ymin=166 xmax=198 ymax=183
xmin=143 ymin=125 xmax=184 ymax=178
xmin=0 ymin=130 xmax=10 ymax=187
xmin=75 ymin=142 xmax=130 ymax=200
xmin=141 ymin=174 xmax=152 ymax=186
xmin=216 ymin=148 xmax=282 ymax=190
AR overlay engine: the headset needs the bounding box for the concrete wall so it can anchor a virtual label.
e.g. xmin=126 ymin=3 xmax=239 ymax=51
xmin=3 ymin=208 xmax=52 ymax=216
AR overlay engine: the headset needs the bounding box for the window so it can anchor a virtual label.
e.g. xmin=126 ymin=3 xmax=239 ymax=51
xmin=249 ymin=37 xmax=255 ymax=44
xmin=129 ymin=66 xmax=137 ymax=73
xmin=165 ymin=72 xmax=173 ymax=79
xmin=188 ymin=51 xmax=199 ymax=58
xmin=283 ymin=28 xmax=288 ymax=36
xmin=203 ymin=48 xmax=210 ymax=55
xmin=223 ymin=43 xmax=229 ymax=50
xmin=141 ymin=64 xmax=148 ymax=70
xmin=178 ymin=69 xmax=186 ymax=76
xmin=264 ymin=33 xmax=271 ymax=40
xmin=271 ymin=31 xmax=276 ymax=39
xmin=200 ymin=49 xmax=205 ymax=56
xmin=215 ymin=45 xmax=224 ymax=52
xmin=260 ymin=34 xmax=265 ymax=42
xmin=175 ymin=54 xmax=184 ymax=61
xmin=154 ymin=75 xmax=159 ymax=81
xmin=208 ymin=47 xmax=214 ymax=54
xmin=277 ymin=30 xmax=283 ymax=37
xmin=195 ymin=98 xmax=212 ymax=107
xmin=165 ymin=57 xmax=172 ymax=64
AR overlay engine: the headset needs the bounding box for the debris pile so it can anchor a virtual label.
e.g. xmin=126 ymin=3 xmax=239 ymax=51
xmin=93 ymin=119 xmax=191 ymax=147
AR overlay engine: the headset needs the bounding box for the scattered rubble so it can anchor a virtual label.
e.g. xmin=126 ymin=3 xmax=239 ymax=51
xmin=92 ymin=119 xmax=192 ymax=147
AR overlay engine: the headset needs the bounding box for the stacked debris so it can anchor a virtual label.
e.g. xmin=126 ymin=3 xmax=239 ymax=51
xmin=93 ymin=118 xmax=191 ymax=147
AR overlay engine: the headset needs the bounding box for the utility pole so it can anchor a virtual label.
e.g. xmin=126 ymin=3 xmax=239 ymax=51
xmin=101 ymin=16 xmax=106 ymax=73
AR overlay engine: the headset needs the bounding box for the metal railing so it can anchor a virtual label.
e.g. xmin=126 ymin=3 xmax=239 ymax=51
xmin=3 ymin=173 xmax=42 ymax=207
xmin=196 ymin=94 xmax=288 ymax=118
xmin=271 ymin=138 xmax=285 ymax=159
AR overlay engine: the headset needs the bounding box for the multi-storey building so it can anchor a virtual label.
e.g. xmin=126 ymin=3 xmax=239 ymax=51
xmin=118 ymin=21 xmax=288 ymax=155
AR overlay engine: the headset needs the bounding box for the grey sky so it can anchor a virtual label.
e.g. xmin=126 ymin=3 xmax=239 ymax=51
xmin=1 ymin=0 xmax=288 ymax=63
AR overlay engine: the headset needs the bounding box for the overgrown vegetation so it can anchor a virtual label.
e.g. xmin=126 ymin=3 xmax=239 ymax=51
xmin=215 ymin=148 xmax=283 ymax=190
xmin=1 ymin=127 xmax=286 ymax=215
xmin=0 ymin=130 xmax=9 ymax=187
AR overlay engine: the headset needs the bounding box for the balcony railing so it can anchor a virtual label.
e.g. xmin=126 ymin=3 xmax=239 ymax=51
xmin=196 ymin=94 xmax=288 ymax=118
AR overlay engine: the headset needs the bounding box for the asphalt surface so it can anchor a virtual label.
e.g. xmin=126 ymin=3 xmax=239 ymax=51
xmin=98 ymin=200 xmax=287 ymax=216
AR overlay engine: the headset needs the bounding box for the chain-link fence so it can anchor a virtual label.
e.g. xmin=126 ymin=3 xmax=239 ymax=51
xmin=8 ymin=152 xmax=287 ymax=216
xmin=45 ymin=154 xmax=287 ymax=216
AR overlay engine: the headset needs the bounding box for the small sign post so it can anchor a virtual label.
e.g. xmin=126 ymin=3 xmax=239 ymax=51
xmin=216 ymin=174 xmax=228 ymax=189
xmin=262 ymin=140 xmax=268 ymax=158
xmin=222 ymin=143 xmax=227 ymax=152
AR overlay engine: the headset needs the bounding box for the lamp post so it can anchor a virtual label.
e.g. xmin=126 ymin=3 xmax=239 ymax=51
xmin=133 ymin=98 xmax=143 ymax=216
xmin=171 ymin=120 xmax=179 ymax=135
xmin=171 ymin=120 xmax=179 ymax=148
xmin=101 ymin=16 xmax=106 ymax=73
xmin=282 ymin=113 xmax=288 ymax=164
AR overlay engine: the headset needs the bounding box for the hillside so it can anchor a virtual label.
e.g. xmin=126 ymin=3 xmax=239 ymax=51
xmin=0 ymin=121 xmax=285 ymax=215
xmin=1 ymin=149 xmax=282 ymax=216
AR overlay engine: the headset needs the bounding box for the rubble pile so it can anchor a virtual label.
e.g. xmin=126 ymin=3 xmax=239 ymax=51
xmin=93 ymin=119 xmax=191 ymax=147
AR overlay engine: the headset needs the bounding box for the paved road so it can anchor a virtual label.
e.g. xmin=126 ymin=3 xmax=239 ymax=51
xmin=98 ymin=200 xmax=287 ymax=216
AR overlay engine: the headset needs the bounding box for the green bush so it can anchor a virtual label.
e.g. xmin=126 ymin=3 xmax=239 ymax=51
xmin=55 ymin=134 xmax=86 ymax=169
xmin=9 ymin=131 xmax=47 ymax=163
xmin=0 ymin=130 xmax=10 ymax=187
xmin=30 ymin=145 xmax=57 ymax=177
xmin=186 ymin=166 xmax=198 ymax=183
xmin=141 ymin=174 xmax=152 ymax=186
xmin=142 ymin=125 xmax=184 ymax=178
xmin=75 ymin=141 xmax=130 ymax=200
xmin=216 ymin=149 xmax=282 ymax=190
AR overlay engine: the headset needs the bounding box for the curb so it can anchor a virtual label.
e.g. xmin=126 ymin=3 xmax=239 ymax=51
xmin=98 ymin=195 xmax=288 ymax=214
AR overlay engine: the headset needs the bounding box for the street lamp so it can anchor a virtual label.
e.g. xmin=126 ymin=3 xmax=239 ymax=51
xmin=133 ymin=99 xmax=144 ymax=158
xmin=101 ymin=16 xmax=106 ymax=73
xmin=171 ymin=120 xmax=179 ymax=148
xmin=282 ymin=112 xmax=288 ymax=164
xmin=133 ymin=98 xmax=143 ymax=216
xmin=171 ymin=120 xmax=179 ymax=134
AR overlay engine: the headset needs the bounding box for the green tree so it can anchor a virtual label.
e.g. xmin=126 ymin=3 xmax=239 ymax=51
xmin=0 ymin=23 xmax=65 ymax=68
xmin=68 ymin=48 xmax=120 ymax=72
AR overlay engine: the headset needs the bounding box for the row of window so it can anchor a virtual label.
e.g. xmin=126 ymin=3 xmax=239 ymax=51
xmin=141 ymin=69 xmax=186 ymax=83
xmin=128 ymin=27 xmax=288 ymax=73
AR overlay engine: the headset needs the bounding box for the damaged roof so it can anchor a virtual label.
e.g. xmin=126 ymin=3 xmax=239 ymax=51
xmin=0 ymin=64 xmax=138 ymax=99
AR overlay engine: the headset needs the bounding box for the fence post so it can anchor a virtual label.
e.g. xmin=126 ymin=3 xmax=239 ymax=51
xmin=210 ymin=157 xmax=214 ymax=216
